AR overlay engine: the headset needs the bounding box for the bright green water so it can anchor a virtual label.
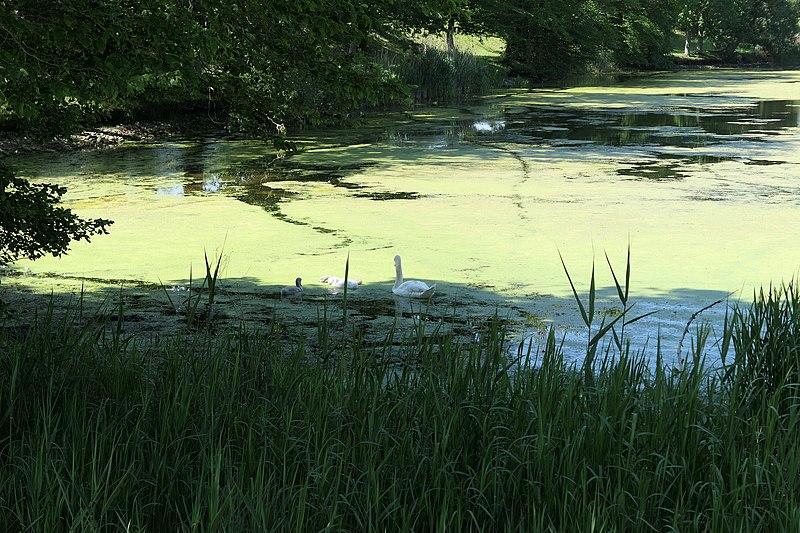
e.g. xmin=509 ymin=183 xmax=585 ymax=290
xmin=6 ymin=69 xmax=800 ymax=365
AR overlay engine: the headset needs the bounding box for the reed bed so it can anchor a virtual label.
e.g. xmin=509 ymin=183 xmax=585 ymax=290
xmin=2 ymin=283 xmax=800 ymax=531
xmin=378 ymin=40 xmax=505 ymax=106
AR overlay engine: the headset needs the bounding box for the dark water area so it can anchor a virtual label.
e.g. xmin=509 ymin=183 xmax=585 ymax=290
xmin=157 ymin=98 xmax=799 ymax=207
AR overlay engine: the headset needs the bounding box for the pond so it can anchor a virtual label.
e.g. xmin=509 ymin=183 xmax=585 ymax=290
xmin=5 ymin=68 xmax=800 ymax=368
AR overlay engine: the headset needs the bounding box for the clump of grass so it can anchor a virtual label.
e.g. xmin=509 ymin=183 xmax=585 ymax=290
xmin=159 ymin=246 xmax=226 ymax=327
xmin=378 ymin=39 xmax=505 ymax=105
xmin=721 ymin=281 xmax=800 ymax=406
xmin=559 ymin=244 xmax=655 ymax=383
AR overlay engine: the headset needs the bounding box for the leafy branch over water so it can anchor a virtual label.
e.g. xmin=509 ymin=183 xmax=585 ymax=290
xmin=0 ymin=164 xmax=113 ymax=268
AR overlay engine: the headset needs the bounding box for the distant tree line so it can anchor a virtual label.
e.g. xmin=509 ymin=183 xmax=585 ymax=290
xmin=0 ymin=0 xmax=798 ymax=139
xmin=677 ymin=0 xmax=800 ymax=59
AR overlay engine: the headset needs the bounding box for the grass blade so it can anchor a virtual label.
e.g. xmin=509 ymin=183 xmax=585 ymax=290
xmin=343 ymin=251 xmax=350 ymax=326
xmin=559 ymin=250 xmax=590 ymax=328
xmin=605 ymin=250 xmax=626 ymax=306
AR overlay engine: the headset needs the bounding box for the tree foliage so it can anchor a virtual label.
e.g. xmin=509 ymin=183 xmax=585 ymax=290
xmin=677 ymin=0 xmax=800 ymax=60
xmin=0 ymin=165 xmax=113 ymax=266
xmin=0 ymin=0 xmax=204 ymax=135
xmin=0 ymin=0 xmax=798 ymax=134
xmin=0 ymin=0 xmax=408 ymax=138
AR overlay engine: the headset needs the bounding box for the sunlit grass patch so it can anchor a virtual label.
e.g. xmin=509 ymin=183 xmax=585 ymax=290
xmin=422 ymin=33 xmax=506 ymax=60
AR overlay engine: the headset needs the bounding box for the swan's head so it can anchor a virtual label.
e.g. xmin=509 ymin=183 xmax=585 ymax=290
xmin=295 ymin=277 xmax=302 ymax=287
xmin=394 ymin=255 xmax=402 ymax=268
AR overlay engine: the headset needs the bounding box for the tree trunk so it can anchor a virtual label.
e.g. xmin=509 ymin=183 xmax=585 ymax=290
xmin=685 ymin=29 xmax=693 ymax=56
xmin=696 ymin=32 xmax=704 ymax=56
xmin=446 ymin=16 xmax=456 ymax=53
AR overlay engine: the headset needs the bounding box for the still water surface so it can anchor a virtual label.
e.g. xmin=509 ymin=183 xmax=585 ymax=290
xmin=9 ymin=69 xmax=800 ymax=367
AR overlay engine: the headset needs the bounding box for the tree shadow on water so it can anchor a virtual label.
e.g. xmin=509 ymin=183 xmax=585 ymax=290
xmin=1 ymin=268 xmax=737 ymax=369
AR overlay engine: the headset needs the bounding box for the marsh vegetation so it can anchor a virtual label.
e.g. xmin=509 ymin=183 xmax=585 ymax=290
xmin=3 ymin=276 xmax=800 ymax=530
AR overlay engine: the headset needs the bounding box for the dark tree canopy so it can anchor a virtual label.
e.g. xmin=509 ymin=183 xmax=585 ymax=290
xmin=1 ymin=0 xmax=798 ymax=136
xmin=0 ymin=0 xmax=409 ymax=138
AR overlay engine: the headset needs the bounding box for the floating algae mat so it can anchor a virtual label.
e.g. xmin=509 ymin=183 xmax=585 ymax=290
xmin=5 ymin=69 xmax=800 ymax=366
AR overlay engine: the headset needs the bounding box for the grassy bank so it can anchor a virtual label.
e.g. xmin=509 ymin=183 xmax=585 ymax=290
xmin=2 ymin=280 xmax=800 ymax=531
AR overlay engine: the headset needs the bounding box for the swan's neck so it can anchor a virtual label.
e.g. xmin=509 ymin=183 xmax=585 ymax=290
xmin=394 ymin=262 xmax=403 ymax=289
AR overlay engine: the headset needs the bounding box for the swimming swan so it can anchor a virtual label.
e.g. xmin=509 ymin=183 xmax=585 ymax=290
xmin=319 ymin=275 xmax=362 ymax=289
xmin=392 ymin=255 xmax=436 ymax=298
xmin=280 ymin=277 xmax=303 ymax=301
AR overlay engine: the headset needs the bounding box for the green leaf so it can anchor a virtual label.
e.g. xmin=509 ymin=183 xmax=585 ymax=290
xmin=559 ymin=250 xmax=590 ymax=328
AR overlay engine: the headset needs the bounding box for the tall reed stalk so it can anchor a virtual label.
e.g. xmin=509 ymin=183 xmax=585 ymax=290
xmin=559 ymin=245 xmax=655 ymax=384
xmin=159 ymin=245 xmax=225 ymax=327
xmin=342 ymin=251 xmax=350 ymax=327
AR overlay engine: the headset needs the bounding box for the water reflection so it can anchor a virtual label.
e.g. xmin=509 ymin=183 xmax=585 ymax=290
xmin=156 ymin=184 xmax=185 ymax=196
xmin=488 ymin=100 xmax=799 ymax=148
xmin=473 ymin=120 xmax=506 ymax=133
xmin=203 ymin=175 xmax=222 ymax=192
xmin=156 ymin=99 xmax=798 ymax=208
xmin=394 ymin=296 xmax=430 ymax=319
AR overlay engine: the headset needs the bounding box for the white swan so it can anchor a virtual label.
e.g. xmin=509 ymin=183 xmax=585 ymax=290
xmin=392 ymin=255 xmax=436 ymax=298
xmin=280 ymin=277 xmax=303 ymax=301
xmin=319 ymin=275 xmax=362 ymax=289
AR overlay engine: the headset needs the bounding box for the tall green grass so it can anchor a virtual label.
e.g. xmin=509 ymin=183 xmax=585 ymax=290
xmin=159 ymin=246 xmax=226 ymax=327
xmin=378 ymin=39 xmax=505 ymax=106
xmin=721 ymin=281 xmax=800 ymax=415
xmin=2 ymin=281 xmax=800 ymax=530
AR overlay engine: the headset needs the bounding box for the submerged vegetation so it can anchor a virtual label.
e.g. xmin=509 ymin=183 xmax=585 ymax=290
xmin=2 ymin=277 xmax=800 ymax=530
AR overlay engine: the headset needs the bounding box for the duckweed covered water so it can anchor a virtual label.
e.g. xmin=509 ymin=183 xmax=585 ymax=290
xmin=5 ymin=69 xmax=800 ymax=366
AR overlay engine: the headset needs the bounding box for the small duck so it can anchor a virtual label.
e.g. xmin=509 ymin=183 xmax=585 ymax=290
xmin=280 ymin=277 xmax=303 ymax=301
xmin=319 ymin=275 xmax=362 ymax=289
xmin=392 ymin=255 xmax=436 ymax=299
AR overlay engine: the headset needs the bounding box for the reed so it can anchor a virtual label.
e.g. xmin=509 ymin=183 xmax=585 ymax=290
xmin=377 ymin=40 xmax=505 ymax=106
xmin=158 ymin=246 xmax=226 ymax=328
xmin=342 ymin=250 xmax=350 ymax=326
xmin=2 ymin=278 xmax=800 ymax=530
xmin=721 ymin=280 xmax=800 ymax=416
xmin=559 ymin=245 xmax=655 ymax=384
